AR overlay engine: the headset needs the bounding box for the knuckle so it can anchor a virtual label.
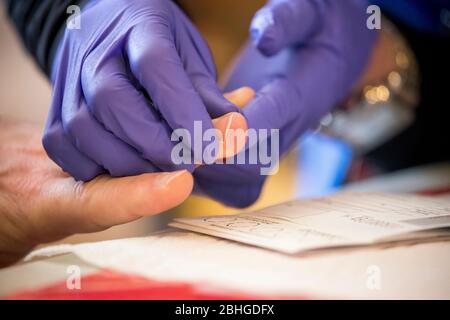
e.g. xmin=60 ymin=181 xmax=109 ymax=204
xmin=89 ymin=83 xmax=114 ymax=116
xmin=43 ymin=121 xmax=102 ymax=182
xmin=134 ymin=40 xmax=174 ymax=71
xmin=65 ymin=109 xmax=89 ymax=138
xmin=42 ymin=125 xmax=64 ymax=157
xmin=42 ymin=126 xmax=74 ymax=173
xmin=81 ymin=54 xmax=98 ymax=89
xmin=82 ymin=71 xmax=113 ymax=113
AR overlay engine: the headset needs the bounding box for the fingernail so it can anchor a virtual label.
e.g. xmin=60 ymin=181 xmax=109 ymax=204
xmin=156 ymin=170 xmax=187 ymax=188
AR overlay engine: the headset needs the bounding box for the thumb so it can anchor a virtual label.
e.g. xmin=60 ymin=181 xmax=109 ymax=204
xmin=49 ymin=170 xmax=193 ymax=234
xmin=250 ymin=0 xmax=324 ymax=56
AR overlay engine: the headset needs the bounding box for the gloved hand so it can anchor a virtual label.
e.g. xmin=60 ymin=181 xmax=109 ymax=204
xmin=194 ymin=0 xmax=378 ymax=207
xmin=43 ymin=0 xmax=239 ymax=181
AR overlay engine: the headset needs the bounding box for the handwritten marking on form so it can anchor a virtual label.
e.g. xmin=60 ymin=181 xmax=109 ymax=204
xmin=170 ymin=193 xmax=450 ymax=254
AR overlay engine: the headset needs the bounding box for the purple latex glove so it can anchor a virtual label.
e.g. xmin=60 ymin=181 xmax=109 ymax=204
xmin=194 ymin=0 xmax=378 ymax=207
xmin=43 ymin=0 xmax=238 ymax=181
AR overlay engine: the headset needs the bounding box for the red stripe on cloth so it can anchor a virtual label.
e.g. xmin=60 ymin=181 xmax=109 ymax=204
xmin=7 ymin=269 xmax=310 ymax=300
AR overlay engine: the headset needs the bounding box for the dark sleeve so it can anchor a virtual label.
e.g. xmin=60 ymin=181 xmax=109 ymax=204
xmin=5 ymin=0 xmax=82 ymax=77
xmin=5 ymin=0 xmax=188 ymax=78
xmin=372 ymin=0 xmax=450 ymax=35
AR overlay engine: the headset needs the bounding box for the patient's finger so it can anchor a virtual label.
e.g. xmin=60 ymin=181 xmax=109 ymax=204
xmin=42 ymin=170 xmax=193 ymax=235
xmin=223 ymin=87 xmax=256 ymax=108
xmin=213 ymin=112 xmax=248 ymax=160
xmin=216 ymin=87 xmax=255 ymax=159
xmin=194 ymin=88 xmax=254 ymax=163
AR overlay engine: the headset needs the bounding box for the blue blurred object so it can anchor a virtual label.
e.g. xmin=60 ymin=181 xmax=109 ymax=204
xmin=296 ymin=132 xmax=353 ymax=199
xmin=373 ymin=0 xmax=450 ymax=34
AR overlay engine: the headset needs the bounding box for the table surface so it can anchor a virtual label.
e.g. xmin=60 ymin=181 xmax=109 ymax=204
xmin=1 ymin=228 xmax=450 ymax=299
xmin=1 ymin=164 xmax=450 ymax=299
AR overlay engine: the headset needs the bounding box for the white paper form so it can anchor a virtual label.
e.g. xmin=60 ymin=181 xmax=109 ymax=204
xmin=170 ymin=193 xmax=450 ymax=254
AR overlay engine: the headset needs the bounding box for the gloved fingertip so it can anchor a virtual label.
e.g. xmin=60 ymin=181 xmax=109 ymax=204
xmin=253 ymin=27 xmax=283 ymax=56
xmin=250 ymin=10 xmax=282 ymax=56
xmin=196 ymin=84 xmax=241 ymax=118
